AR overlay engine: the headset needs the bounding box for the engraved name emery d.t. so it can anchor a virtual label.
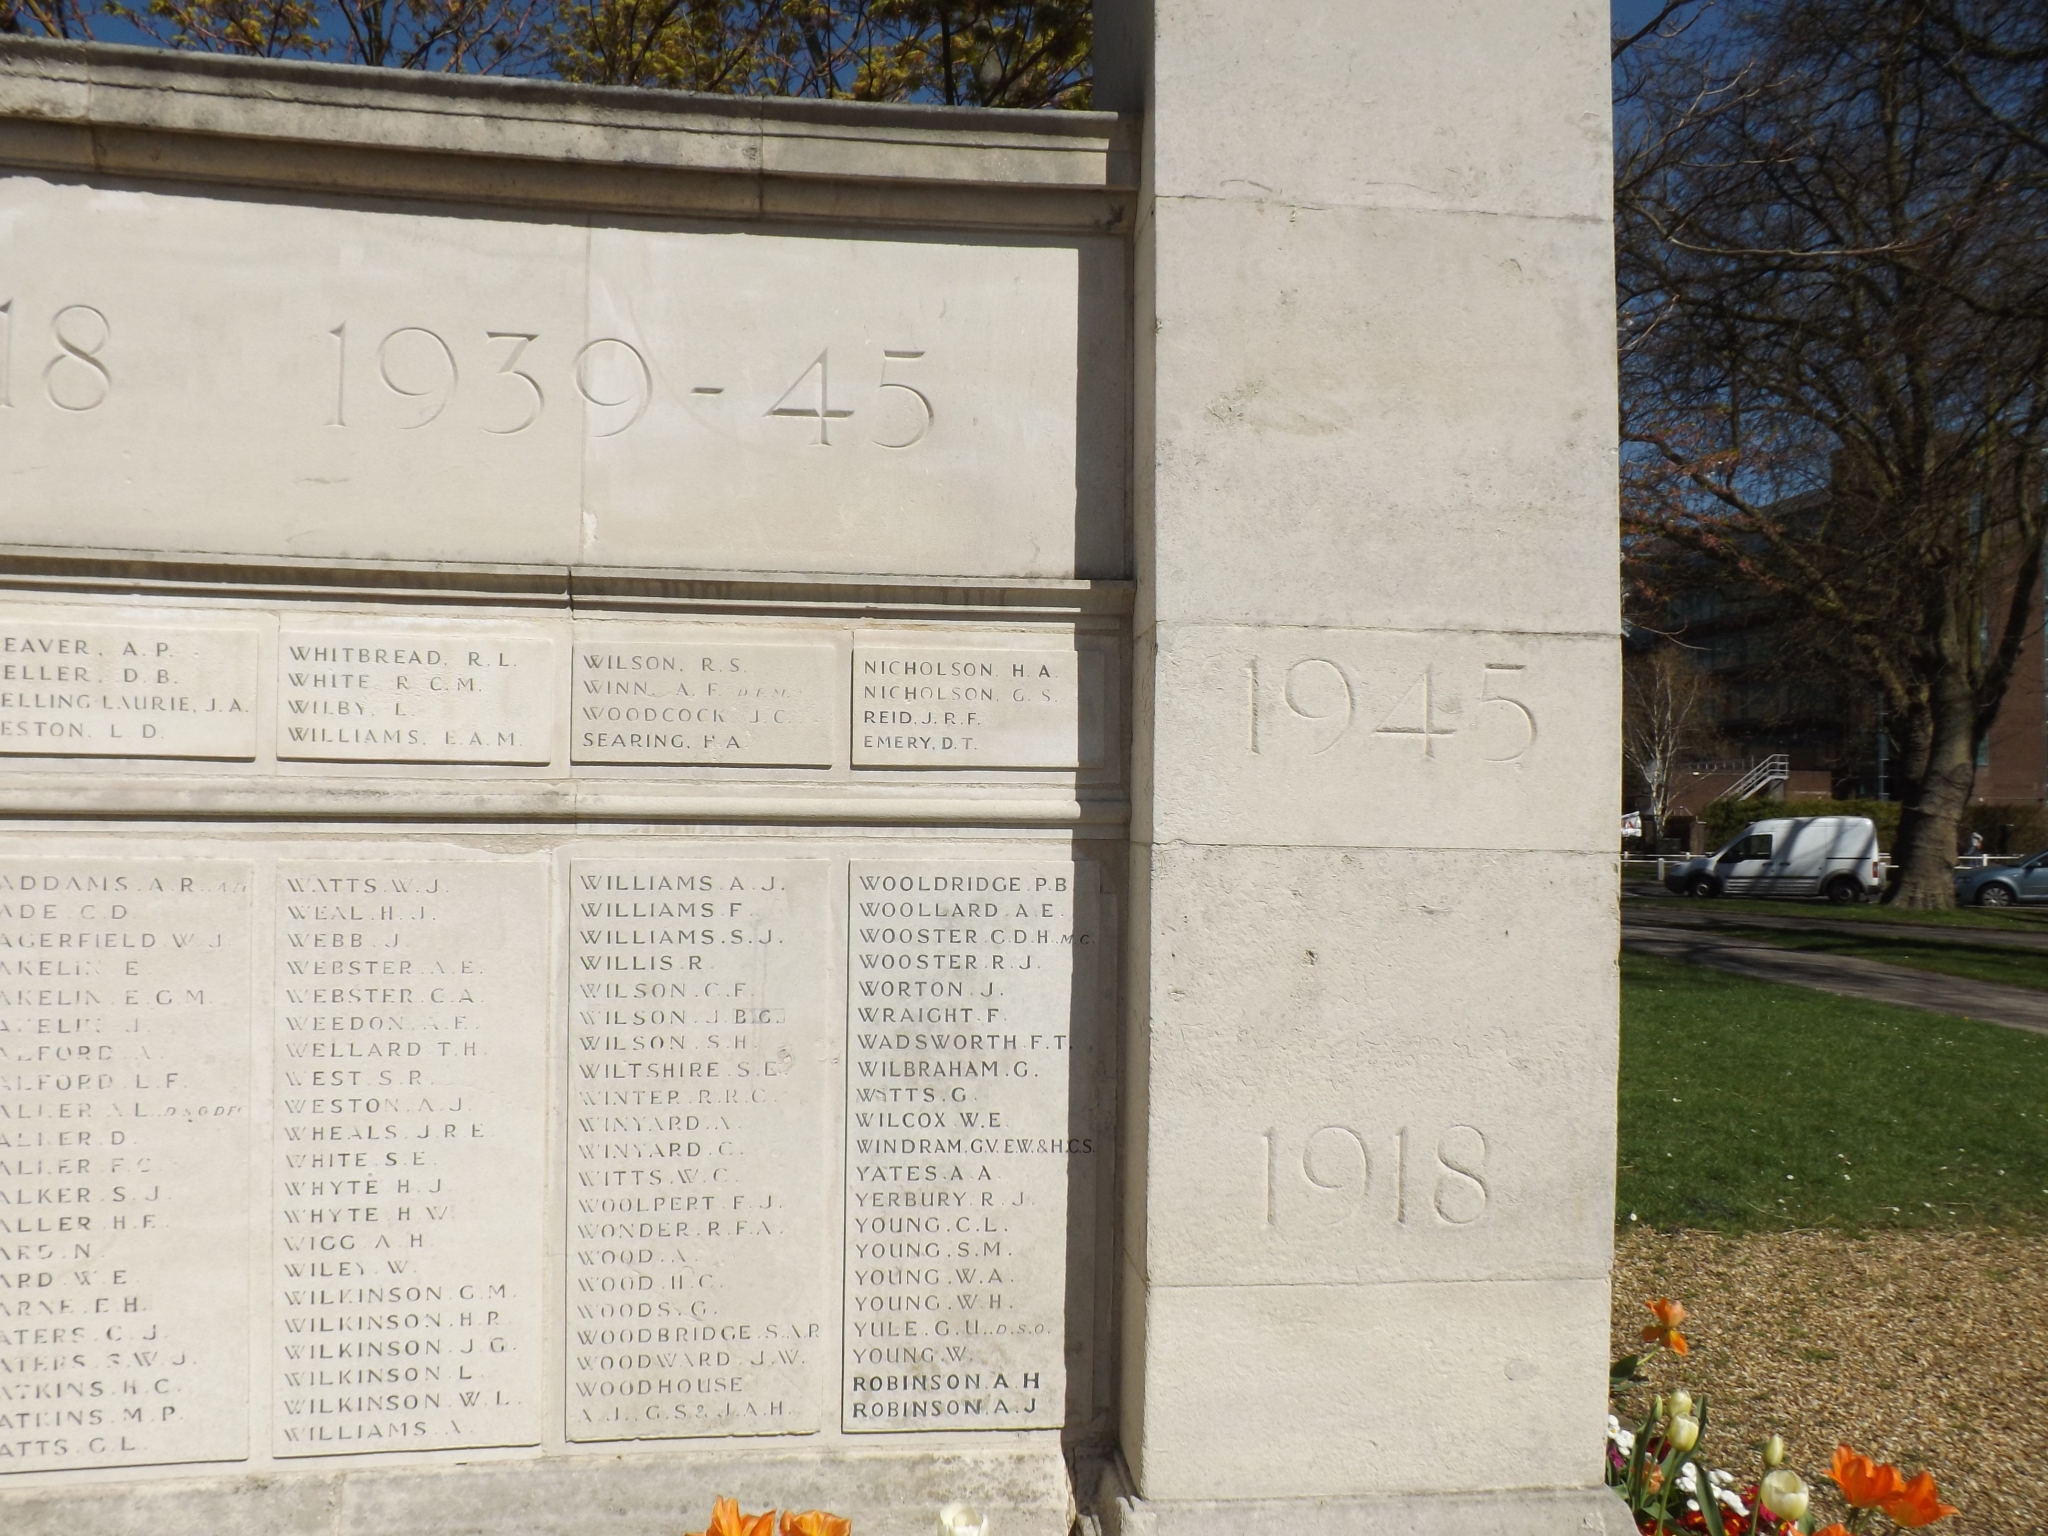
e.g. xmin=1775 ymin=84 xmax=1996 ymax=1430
xmin=272 ymin=860 xmax=547 ymax=1457
xmin=841 ymin=862 xmax=1085 ymax=1434
xmin=275 ymin=628 xmax=555 ymax=765
xmin=566 ymin=860 xmax=834 ymax=1440
xmin=571 ymin=640 xmax=838 ymax=767
xmin=0 ymin=617 xmax=260 ymax=760
xmin=851 ymin=645 xmax=1084 ymax=769
xmin=326 ymin=324 xmax=932 ymax=448
xmin=1248 ymin=658 xmax=1537 ymax=763
xmin=0 ymin=861 xmax=252 ymax=1476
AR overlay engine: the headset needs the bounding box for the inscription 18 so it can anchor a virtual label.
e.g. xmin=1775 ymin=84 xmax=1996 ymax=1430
xmin=0 ymin=300 xmax=113 ymax=413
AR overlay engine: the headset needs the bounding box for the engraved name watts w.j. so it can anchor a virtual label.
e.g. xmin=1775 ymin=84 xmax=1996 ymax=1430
xmin=273 ymin=862 xmax=547 ymax=1457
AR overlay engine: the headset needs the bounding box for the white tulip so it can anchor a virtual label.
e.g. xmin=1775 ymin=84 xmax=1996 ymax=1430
xmin=1668 ymin=1389 xmax=1695 ymax=1420
xmin=1764 ymin=1434 xmax=1786 ymax=1468
xmin=939 ymin=1503 xmax=988 ymax=1536
xmin=1667 ymin=1415 xmax=1701 ymax=1453
xmin=1760 ymin=1470 xmax=1809 ymax=1522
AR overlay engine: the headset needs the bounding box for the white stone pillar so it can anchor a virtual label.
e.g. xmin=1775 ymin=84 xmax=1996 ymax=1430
xmin=1101 ymin=3 xmax=1624 ymax=1529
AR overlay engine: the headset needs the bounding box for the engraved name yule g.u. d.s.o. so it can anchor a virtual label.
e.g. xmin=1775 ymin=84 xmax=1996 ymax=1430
xmin=841 ymin=861 xmax=1086 ymax=1434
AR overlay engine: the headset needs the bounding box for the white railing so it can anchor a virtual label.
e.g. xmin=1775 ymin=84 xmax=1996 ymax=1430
xmin=1716 ymin=753 xmax=1791 ymax=803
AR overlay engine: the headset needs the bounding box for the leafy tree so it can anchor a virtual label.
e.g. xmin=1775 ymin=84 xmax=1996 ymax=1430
xmin=550 ymin=0 xmax=1087 ymax=104
xmin=4 ymin=0 xmax=1086 ymax=103
xmin=1 ymin=0 xmax=94 ymax=37
xmin=1616 ymin=0 xmax=2048 ymax=907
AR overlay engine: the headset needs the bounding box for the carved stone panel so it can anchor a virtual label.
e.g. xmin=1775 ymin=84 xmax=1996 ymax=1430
xmin=0 ymin=179 xmax=1106 ymax=580
xmin=851 ymin=638 xmax=1090 ymax=770
xmin=570 ymin=632 xmax=839 ymax=768
xmin=0 ymin=858 xmax=252 ymax=1473
xmin=275 ymin=622 xmax=558 ymax=766
xmin=841 ymin=859 xmax=1079 ymax=1432
xmin=565 ymin=858 xmax=835 ymax=1441
xmin=0 ymin=609 xmax=259 ymax=760
xmin=271 ymin=857 xmax=548 ymax=1456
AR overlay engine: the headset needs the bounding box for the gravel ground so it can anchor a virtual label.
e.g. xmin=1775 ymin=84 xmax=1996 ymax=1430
xmin=1611 ymin=1228 xmax=2046 ymax=1536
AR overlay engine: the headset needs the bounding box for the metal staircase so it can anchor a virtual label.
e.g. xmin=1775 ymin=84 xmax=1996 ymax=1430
xmin=1716 ymin=753 xmax=1791 ymax=803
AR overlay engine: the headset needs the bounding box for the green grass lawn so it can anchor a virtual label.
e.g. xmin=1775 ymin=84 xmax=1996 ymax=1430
xmin=1623 ymin=893 xmax=2048 ymax=930
xmin=1619 ymin=950 xmax=2048 ymax=1232
xmin=1708 ymin=924 xmax=2048 ymax=992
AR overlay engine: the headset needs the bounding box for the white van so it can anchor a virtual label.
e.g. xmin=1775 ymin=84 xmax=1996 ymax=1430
xmin=1663 ymin=816 xmax=1884 ymax=903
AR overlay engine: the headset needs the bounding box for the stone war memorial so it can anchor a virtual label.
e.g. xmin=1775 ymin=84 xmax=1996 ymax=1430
xmin=0 ymin=6 xmax=1619 ymax=1535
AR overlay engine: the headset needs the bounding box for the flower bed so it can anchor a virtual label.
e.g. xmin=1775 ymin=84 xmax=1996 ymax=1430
xmin=1609 ymin=1298 xmax=1957 ymax=1535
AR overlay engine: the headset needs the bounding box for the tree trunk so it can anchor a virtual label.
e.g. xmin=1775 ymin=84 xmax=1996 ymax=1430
xmin=1887 ymin=693 xmax=1978 ymax=909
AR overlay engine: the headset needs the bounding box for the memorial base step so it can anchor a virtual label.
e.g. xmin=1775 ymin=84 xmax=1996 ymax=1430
xmin=0 ymin=1442 xmax=1075 ymax=1536
xmin=1101 ymin=1485 xmax=1631 ymax=1536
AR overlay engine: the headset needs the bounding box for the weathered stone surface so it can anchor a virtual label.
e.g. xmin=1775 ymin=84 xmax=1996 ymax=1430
xmin=1110 ymin=0 xmax=1617 ymax=1522
xmin=0 ymin=6 xmax=1620 ymax=1529
xmin=0 ymin=605 xmax=259 ymax=759
xmin=271 ymin=856 xmax=549 ymax=1457
xmin=840 ymin=859 xmax=1086 ymax=1433
xmin=0 ymin=172 xmax=1112 ymax=580
xmin=571 ymin=630 xmax=839 ymax=767
xmin=0 ymin=858 xmax=253 ymax=1474
xmin=567 ymin=857 xmax=836 ymax=1440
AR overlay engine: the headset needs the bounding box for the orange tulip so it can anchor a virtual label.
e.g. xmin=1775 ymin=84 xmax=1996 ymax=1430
xmin=1640 ymin=1297 xmax=1689 ymax=1356
xmin=691 ymin=1498 xmax=778 ymax=1536
xmin=782 ymin=1512 xmax=852 ymax=1536
xmin=1812 ymin=1527 xmax=1852 ymax=1536
xmin=1830 ymin=1445 xmax=1906 ymax=1509
xmin=1882 ymin=1471 xmax=1958 ymax=1528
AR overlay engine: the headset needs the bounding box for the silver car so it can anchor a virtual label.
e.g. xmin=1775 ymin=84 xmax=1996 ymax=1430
xmin=1954 ymin=853 xmax=2048 ymax=906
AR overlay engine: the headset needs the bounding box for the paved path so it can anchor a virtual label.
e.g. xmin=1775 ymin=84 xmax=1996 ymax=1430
xmin=1623 ymin=903 xmax=2048 ymax=952
xmin=1621 ymin=923 xmax=2048 ymax=1036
